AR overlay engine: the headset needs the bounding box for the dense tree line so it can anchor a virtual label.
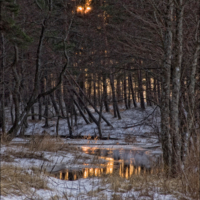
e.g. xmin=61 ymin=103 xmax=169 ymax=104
xmin=0 ymin=0 xmax=199 ymax=176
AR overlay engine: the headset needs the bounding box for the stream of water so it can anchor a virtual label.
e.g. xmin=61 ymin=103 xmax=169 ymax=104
xmin=51 ymin=146 xmax=162 ymax=181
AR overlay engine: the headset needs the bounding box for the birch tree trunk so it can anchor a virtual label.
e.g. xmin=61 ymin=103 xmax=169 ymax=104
xmin=185 ymin=13 xmax=200 ymax=159
xmin=170 ymin=1 xmax=184 ymax=175
xmin=161 ymin=0 xmax=174 ymax=174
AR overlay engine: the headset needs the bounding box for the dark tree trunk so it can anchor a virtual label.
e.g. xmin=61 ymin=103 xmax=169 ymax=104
xmin=138 ymin=70 xmax=145 ymax=110
xmin=66 ymin=106 xmax=72 ymax=137
xmin=43 ymin=96 xmax=49 ymax=128
xmin=93 ymin=73 xmax=97 ymax=107
xmin=31 ymin=105 xmax=35 ymax=120
xmin=0 ymin=33 xmax=6 ymax=135
xmin=38 ymin=79 xmax=44 ymax=120
xmin=10 ymin=98 xmax=14 ymax=125
xmin=124 ymin=71 xmax=128 ymax=109
xmin=128 ymin=82 xmax=131 ymax=109
xmin=103 ymin=74 xmax=110 ymax=112
xmin=87 ymin=74 xmax=92 ymax=100
xmin=128 ymin=73 xmax=137 ymax=107
xmin=117 ymin=76 xmax=121 ymax=103
xmin=110 ymin=73 xmax=121 ymax=119
xmin=50 ymin=93 xmax=59 ymax=115
xmin=146 ymin=72 xmax=152 ymax=106
xmin=73 ymin=99 xmax=90 ymax=124
xmin=157 ymin=79 xmax=161 ymax=104
xmin=56 ymin=84 xmax=65 ymax=117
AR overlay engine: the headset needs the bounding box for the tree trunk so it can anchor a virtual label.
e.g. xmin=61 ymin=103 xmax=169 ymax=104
xmin=73 ymin=98 xmax=90 ymax=124
xmin=117 ymin=76 xmax=121 ymax=103
xmin=56 ymin=84 xmax=65 ymax=117
xmin=110 ymin=73 xmax=121 ymax=119
xmin=170 ymin=1 xmax=184 ymax=176
xmin=31 ymin=105 xmax=35 ymax=120
xmin=160 ymin=0 xmax=174 ymax=175
xmin=124 ymin=70 xmax=128 ymax=109
xmin=128 ymin=81 xmax=131 ymax=109
xmin=43 ymin=96 xmax=49 ymax=128
xmin=185 ymin=15 xmax=200 ymax=160
xmin=50 ymin=93 xmax=59 ymax=116
xmin=103 ymin=74 xmax=110 ymax=112
xmin=128 ymin=73 xmax=137 ymax=107
xmin=138 ymin=69 xmax=145 ymax=110
xmin=0 ymin=33 xmax=6 ymax=135
xmin=153 ymin=78 xmax=157 ymax=104
xmin=93 ymin=73 xmax=97 ymax=107
xmin=146 ymin=72 xmax=152 ymax=106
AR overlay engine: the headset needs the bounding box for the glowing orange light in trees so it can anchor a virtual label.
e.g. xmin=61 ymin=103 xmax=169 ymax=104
xmin=77 ymin=0 xmax=92 ymax=14
xmin=77 ymin=6 xmax=83 ymax=13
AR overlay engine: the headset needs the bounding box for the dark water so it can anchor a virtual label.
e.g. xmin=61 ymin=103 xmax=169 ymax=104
xmin=51 ymin=146 xmax=162 ymax=181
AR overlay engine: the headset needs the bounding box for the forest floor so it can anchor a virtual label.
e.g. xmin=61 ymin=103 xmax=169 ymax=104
xmin=0 ymin=106 xmax=196 ymax=200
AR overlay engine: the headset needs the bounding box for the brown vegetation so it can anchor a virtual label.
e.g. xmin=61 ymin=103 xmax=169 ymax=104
xmin=1 ymin=164 xmax=49 ymax=197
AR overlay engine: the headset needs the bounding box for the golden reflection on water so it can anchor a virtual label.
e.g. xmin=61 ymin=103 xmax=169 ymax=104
xmin=56 ymin=159 xmax=155 ymax=180
xmin=54 ymin=147 xmax=160 ymax=180
xmin=65 ymin=171 xmax=68 ymax=180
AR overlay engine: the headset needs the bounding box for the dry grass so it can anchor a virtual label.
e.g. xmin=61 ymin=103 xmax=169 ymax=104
xmin=3 ymin=149 xmax=50 ymax=161
xmin=25 ymin=134 xmax=80 ymax=154
xmin=1 ymin=164 xmax=50 ymax=197
xmin=1 ymin=133 xmax=70 ymax=152
xmin=124 ymin=134 xmax=137 ymax=144
xmin=178 ymin=137 xmax=200 ymax=200
xmin=26 ymin=134 xmax=67 ymax=152
xmin=96 ymin=162 xmax=199 ymax=200
xmin=1 ymin=133 xmax=13 ymax=145
xmin=0 ymin=153 xmax=15 ymax=162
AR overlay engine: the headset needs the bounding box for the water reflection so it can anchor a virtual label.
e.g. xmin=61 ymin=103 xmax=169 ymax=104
xmin=53 ymin=160 xmax=157 ymax=181
xmin=52 ymin=147 xmax=161 ymax=181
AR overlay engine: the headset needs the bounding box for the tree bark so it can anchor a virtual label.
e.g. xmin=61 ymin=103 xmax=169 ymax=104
xmin=110 ymin=73 xmax=121 ymax=119
xmin=103 ymin=74 xmax=110 ymax=112
xmin=170 ymin=1 xmax=184 ymax=175
xmin=138 ymin=69 xmax=145 ymax=110
xmin=0 ymin=33 xmax=6 ymax=135
xmin=160 ymin=0 xmax=174 ymax=174
xmin=128 ymin=73 xmax=137 ymax=107
xmin=124 ymin=70 xmax=128 ymax=109
xmin=185 ymin=14 xmax=200 ymax=159
xmin=93 ymin=73 xmax=97 ymax=107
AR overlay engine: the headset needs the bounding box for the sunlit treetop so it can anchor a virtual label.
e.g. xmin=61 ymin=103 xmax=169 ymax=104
xmin=77 ymin=0 xmax=92 ymax=14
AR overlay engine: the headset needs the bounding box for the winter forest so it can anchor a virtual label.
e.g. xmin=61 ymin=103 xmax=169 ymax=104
xmin=0 ymin=0 xmax=200 ymax=199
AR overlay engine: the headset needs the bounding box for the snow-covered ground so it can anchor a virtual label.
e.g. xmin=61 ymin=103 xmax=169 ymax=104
xmin=1 ymin=106 xmax=180 ymax=200
xmin=21 ymin=105 xmax=160 ymax=138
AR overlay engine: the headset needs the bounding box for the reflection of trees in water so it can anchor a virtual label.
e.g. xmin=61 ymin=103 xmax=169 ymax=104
xmin=52 ymin=147 xmax=162 ymax=181
xmin=54 ymin=162 xmax=158 ymax=181
xmin=81 ymin=147 xmax=158 ymax=168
